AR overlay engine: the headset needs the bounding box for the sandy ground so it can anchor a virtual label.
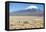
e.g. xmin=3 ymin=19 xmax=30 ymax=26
xmin=9 ymin=16 xmax=44 ymax=29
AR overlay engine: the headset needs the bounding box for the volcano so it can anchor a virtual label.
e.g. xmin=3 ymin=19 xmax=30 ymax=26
xmin=10 ymin=8 xmax=43 ymax=16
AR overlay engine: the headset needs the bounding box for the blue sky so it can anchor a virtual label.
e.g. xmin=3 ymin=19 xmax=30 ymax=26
xmin=9 ymin=3 xmax=44 ymax=13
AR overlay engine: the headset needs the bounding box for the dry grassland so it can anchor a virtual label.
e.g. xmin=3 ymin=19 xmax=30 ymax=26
xmin=9 ymin=16 xmax=44 ymax=29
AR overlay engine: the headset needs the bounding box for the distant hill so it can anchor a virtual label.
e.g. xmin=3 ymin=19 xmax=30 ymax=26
xmin=10 ymin=8 xmax=43 ymax=16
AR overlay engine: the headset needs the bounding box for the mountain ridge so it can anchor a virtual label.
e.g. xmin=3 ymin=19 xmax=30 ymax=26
xmin=10 ymin=8 xmax=43 ymax=16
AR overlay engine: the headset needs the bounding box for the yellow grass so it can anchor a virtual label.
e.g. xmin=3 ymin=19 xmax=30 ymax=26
xmin=9 ymin=16 xmax=44 ymax=29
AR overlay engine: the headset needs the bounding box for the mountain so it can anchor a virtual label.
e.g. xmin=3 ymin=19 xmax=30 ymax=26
xmin=10 ymin=8 xmax=43 ymax=16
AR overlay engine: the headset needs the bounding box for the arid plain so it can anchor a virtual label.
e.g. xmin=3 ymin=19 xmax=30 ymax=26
xmin=9 ymin=16 xmax=44 ymax=29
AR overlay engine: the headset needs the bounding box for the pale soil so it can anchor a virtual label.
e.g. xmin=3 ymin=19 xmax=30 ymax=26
xmin=9 ymin=16 xmax=44 ymax=29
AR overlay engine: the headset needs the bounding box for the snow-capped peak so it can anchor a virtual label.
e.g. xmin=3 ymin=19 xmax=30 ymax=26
xmin=25 ymin=5 xmax=38 ymax=9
